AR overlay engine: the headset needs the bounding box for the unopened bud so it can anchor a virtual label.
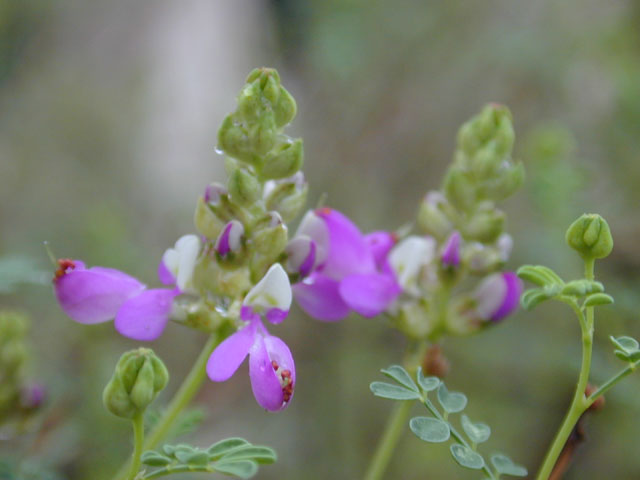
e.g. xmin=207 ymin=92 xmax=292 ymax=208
xmin=463 ymin=206 xmax=505 ymax=243
xmin=217 ymin=115 xmax=259 ymax=166
xmin=194 ymin=184 xmax=229 ymax=240
xmin=248 ymin=112 xmax=277 ymax=156
xmin=417 ymin=191 xmax=453 ymax=240
xmin=565 ymin=214 xmax=613 ymax=260
xmin=441 ymin=231 xmax=461 ymax=267
xmin=228 ymin=167 xmax=262 ymax=207
xmin=260 ymin=139 xmax=304 ymax=180
xmin=458 ymin=104 xmax=514 ymax=159
xmin=264 ymin=172 xmax=308 ymax=223
xmin=443 ymin=167 xmax=476 ymax=211
xmin=215 ymin=220 xmax=245 ymax=258
xmin=103 ymin=348 xmax=169 ymax=419
xmin=285 ymin=236 xmax=317 ymax=278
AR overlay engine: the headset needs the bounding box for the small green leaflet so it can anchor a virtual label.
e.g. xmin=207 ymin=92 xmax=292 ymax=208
xmin=437 ymin=384 xmax=467 ymax=413
xmin=490 ymin=453 xmax=528 ymax=477
xmin=370 ymin=382 xmax=421 ymax=400
xmin=460 ymin=414 xmax=491 ymax=444
xmin=409 ymin=416 xmax=450 ymax=443
xmin=450 ymin=444 xmax=484 ymax=470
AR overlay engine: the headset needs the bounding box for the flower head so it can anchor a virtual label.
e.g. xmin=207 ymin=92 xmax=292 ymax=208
xmin=206 ymin=264 xmax=295 ymax=411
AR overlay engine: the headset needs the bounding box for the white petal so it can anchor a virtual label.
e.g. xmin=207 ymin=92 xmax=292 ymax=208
xmin=244 ymin=263 xmax=292 ymax=312
xmin=388 ymin=236 xmax=436 ymax=293
xmin=161 ymin=234 xmax=201 ymax=292
xmin=474 ymin=273 xmax=507 ymax=320
xmin=295 ymin=211 xmax=328 ymax=265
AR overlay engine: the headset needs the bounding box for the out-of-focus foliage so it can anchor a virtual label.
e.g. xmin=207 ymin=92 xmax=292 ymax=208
xmin=1 ymin=0 xmax=640 ymax=479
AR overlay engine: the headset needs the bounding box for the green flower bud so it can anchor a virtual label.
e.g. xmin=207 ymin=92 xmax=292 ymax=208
xmin=483 ymin=162 xmax=525 ymax=201
xmin=103 ymin=348 xmax=169 ymax=419
xmin=417 ymin=191 xmax=453 ymax=240
xmin=192 ymin=255 xmax=251 ymax=298
xmin=264 ymin=173 xmax=308 ymax=223
xmin=248 ymin=112 xmax=277 ymax=156
xmin=459 ymin=104 xmax=514 ymax=158
xmin=443 ymin=167 xmax=476 ymax=211
xmin=273 ymin=86 xmax=297 ymax=128
xmin=248 ymin=212 xmax=288 ymax=282
xmin=217 ymin=115 xmax=260 ymax=166
xmin=260 ymin=139 xmax=304 ymax=181
xmin=565 ymin=214 xmax=613 ymax=260
xmin=194 ymin=198 xmax=225 ymax=240
xmin=463 ymin=205 xmax=505 ymax=243
xmin=228 ymin=167 xmax=262 ymax=207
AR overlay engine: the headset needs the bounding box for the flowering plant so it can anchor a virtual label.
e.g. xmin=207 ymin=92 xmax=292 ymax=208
xmin=3 ymin=68 xmax=639 ymax=480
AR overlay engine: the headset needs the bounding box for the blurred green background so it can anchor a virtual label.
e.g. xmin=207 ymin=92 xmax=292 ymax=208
xmin=2 ymin=0 xmax=640 ymax=478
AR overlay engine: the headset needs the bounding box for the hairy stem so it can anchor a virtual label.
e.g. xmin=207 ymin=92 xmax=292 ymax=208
xmin=364 ymin=400 xmax=414 ymax=480
xmin=112 ymin=333 xmax=220 ymax=480
xmin=536 ymin=260 xmax=595 ymax=480
xmin=127 ymin=413 xmax=145 ymax=480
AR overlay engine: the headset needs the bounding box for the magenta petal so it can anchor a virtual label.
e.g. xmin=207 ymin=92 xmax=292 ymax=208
xmin=265 ymin=308 xmax=288 ymax=325
xmin=441 ymin=231 xmax=461 ymax=266
xmin=339 ymin=273 xmax=401 ymax=317
xmin=491 ymin=272 xmax=522 ymax=322
xmin=316 ymin=208 xmax=375 ymax=279
xmin=365 ymin=231 xmax=395 ymax=269
xmin=264 ymin=335 xmax=296 ymax=386
xmin=54 ymin=268 xmax=145 ymax=324
xmin=157 ymin=260 xmax=176 ymax=285
xmin=249 ymin=335 xmax=285 ymax=411
xmin=114 ymin=288 xmax=177 ymax=341
xmin=206 ymin=323 xmax=256 ymax=381
xmin=292 ymin=273 xmax=351 ymax=321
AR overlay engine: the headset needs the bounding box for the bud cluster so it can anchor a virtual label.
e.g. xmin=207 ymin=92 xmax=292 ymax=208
xmin=0 ymin=311 xmax=45 ymax=424
xmin=392 ymin=105 xmax=524 ymax=339
xmin=193 ymin=68 xmax=307 ymax=301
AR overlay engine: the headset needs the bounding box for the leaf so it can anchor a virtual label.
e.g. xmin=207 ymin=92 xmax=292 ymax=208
xmin=214 ymin=460 xmax=259 ymax=479
xmin=583 ymin=293 xmax=614 ymax=307
xmin=520 ymin=288 xmax=552 ymax=310
xmin=370 ymin=382 xmax=421 ymax=400
xmin=490 ymin=453 xmax=528 ymax=477
xmin=517 ymin=265 xmax=563 ymax=286
xmin=221 ymin=445 xmax=278 ymax=464
xmin=460 ymin=414 xmax=491 ymax=444
xmin=561 ymin=280 xmax=604 ymax=297
xmin=450 ymin=444 xmax=485 ymax=470
xmin=174 ymin=446 xmax=205 ymax=464
xmin=437 ymin=384 xmax=467 ymax=413
xmin=610 ymin=336 xmax=639 ymax=356
xmin=416 ymin=367 xmax=440 ymax=392
xmin=140 ymin=451 xmax=172 ymax=466
xmin=409 ymin=416 xmax=450 ymax=443
xmin=208 ymin=438 xmax=251 ymax=460
xmin=381 ymin=365 xmax=419 ymax=392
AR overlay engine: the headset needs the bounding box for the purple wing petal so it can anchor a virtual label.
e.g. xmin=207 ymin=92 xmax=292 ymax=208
xmin=364 ymin=231 xmax=396 ymax=269
xmin=114 ymin=288 xmax=177 ymax=341
xmin=292 ymin=273 xmax=351 ymax=321
xmin=490 ymin=272 xmax=522 ymax=322
xmin=339 ymin=273 xmax=401 ymax=317
xmin=249 ymin=335 xmax=286 ymax=411
xmin=157 ymin=260 xmax=176 ymax=285
xmin=316 ymin=208 xmax=375 ymax=279
xmin=206 ymin=323 xmax=256 ymax=382
xmin=54 ymin=267 xmax=145 ymax=324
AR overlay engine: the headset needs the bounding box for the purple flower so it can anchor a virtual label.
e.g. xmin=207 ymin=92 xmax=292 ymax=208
xmin=215 ymin=220 xmax=244 ymax=257
xmin=54 ymin=235 xmax=201 ymax=341
xmin=441 ymin=231 xmax=461 ymax=267
xmin=473 ymin=272 xmax=522 ymax=322
xmin=207 ymin=264 xmax=295 ymax=411
xmin=290 ymin=208 xmax=402 ymax=321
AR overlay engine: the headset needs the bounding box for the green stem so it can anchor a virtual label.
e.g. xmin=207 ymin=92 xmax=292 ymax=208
xmin=127 ymin=413 xmax=145 ymax=480
xmin=113 ymin=333 xmax=220 ymax=480
xmin=536 ymin=260 xmax=596 ymax=480
xmin=144 ymin=465 xmax=216 ymax=479
xmin=586 ymin=359 xmax=640 ymax=407
xmin=422 ymin=398 xmax=497 ymax=479
xmin=364 ymin=400 xmax=414 ymax=480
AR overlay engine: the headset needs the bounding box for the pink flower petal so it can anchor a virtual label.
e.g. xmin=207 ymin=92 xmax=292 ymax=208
xmin=316 ymin=208 xmax=375 ymax=279
xmin=114 ymin=288 xmax=177 ymax=341
xmin=54 ymin=266 xmax=145 ymax=324
xmin=490 ymin=272 xmax=522 ymax=322
xmin=292 ymin=273 xmax=351 ymax=321
xmin=364 ymin=231 xmax=396 ymax=269
xmin=441 ymin=231 xmax=461 ymax=266
xmin=339 ymin=273 xmax=401 ymax=317
xmin=207 ymin=323 xmax=257 ymax=381
xmin=249 ymin=335 xmax=286 ymax=411
xmin=157 ymin=259 xmax=176 ymax=285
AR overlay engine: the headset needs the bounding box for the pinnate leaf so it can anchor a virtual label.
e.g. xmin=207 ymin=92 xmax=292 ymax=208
xmin=460 ymin=414 xmax=491 ymax=444
xmin=370 ymin=382 xmax=421 ymax=400
xmin=437 ymin=384 xmax=467 ymax=413
xmin=409 ymin=416 xmax=450 ymax=443
xmin=450 ymin=444 xmax=485 ymax=470
xmin=381 ymin=365 xmax=419 ymax=392
xmin=490 ymin=453 xmax=528 ymax=477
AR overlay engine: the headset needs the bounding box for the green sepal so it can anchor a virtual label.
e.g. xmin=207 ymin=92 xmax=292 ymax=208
xmin=409 ymin=416 xmax=451 ymax=443
xmin=370 ymin=382 xmax=421 ymax=400
xmin=436 ymin=384 xmax=467 ymax=413
xmin=583 ymin=293 xmax=614 ymax=307
xmin=460 ymin=414 xmax=491 ymax=444
xmin=450 ymin=444 xmax=485 ymax=470
xmin=490 ymin=453 xmax=528 ymax=477
xmin=381 ymin=365 xmax=419 ymax=393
